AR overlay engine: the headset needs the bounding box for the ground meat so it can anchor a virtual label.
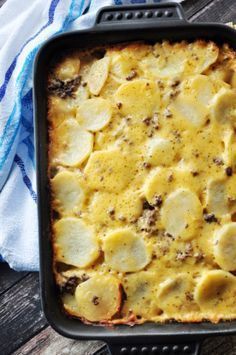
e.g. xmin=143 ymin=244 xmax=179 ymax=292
xmin=213 ymin=157 xmax=224 ymax=166
xmin=107 ymin=207 xmax=115 ymax=219
xmin=139 ymin=209 xmax=158 ymax=234
xmin=185 ymin=292 xmax=194 ymax=301
xmin=176 ymin=243 xmax=193 ymax=261
xmin=225 ymin=166 xmax=233 ymax=176
xmin=143 ymin=199 xmax=155 ymax=210
xmin=48 ymin=76 xmax=81 ymax=99
xmin=60 ymin=276 xmax=79 ymax=295
xmin=142 ymin=117 xmax=152 ymax=126
xmin=153 ymin=195 xmax=163 ymax=207
xmin=204 ymin=213 xmax=218 ymax=223
xmin=143 ymin=162 xmax=151 ymax=169
xmin=60 ymin=274 xmax=89 ymax=295
xmin=126 ymin=70 xmax=137 ymax=81
xmin=92 ymin=296 xmax=100 ymax=306
xmin=194 ymin=251 xmax=204 ymax=262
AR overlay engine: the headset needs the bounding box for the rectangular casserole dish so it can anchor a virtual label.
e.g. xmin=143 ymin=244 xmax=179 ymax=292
xmin=34 ymin=3 xmax=236 ymax=355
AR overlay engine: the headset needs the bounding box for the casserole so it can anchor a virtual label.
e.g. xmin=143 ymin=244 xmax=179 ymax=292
xmin=34 ymin=3 xmax=236 ymax=354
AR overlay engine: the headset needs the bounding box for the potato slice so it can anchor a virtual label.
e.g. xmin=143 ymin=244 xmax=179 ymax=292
xmin=76 ymin=98 xmax=112 ymax=132
xmin=194 ymin=270 xmax=236 ymax=315
xmin=114 ymin=79 xmax=160 ymax=119
xmin=186 ymin=41 xmax=219 ymax=74
xmin=51 ymin=119 xmax=93 ymax=167
xmin=161 ymin=188 xmax=202 ymax=240
xmin=54 ymin=217 xmax=99 ymax=268
xmin=75 ymin=275 xmax=121 ymax=322
xmin=123 ymin=272 xmax=161 ymax=318
xmin=156 ymin=274 xmax=198 ymax=316
xmin=144 ymin=168 xmax=171 ymax=204
xmin=214 ymin=223 xmax=236 ymax=271
xmin=110 ymin=52 xmax=138 ymax=80
xmin=171 ymin=94 xmax=208 ymax=128
xmin=48 ymin=96 xmax=76 ymax=128
xmin=51 ymin=171 xmax=85 ymax=215
xmin=63 ymin=293 xmax=79 ymax=316
xmin=206 ymin=178 xmax=228 ymax=217
xmin=183 ymin=75 xmax=215 ymax=106
xmin=211 ymin=88 xmax=236 ymax=125
xmin=73 ymin=84 xmax=89 ymax=104
xmin=146 ymin=137 xmax=176 ymax=166
xmin=149 ymin=42 xmax=187 ymax=78
xmin=103 ymin=229 xmax=151 ymax=272
xmin=84 ymin=150 xmax=133 ymax=192
xmin=55 ymin=57 xmax=80 ymax=81
xmin=87 ymin=57 xmax=110 ymax=95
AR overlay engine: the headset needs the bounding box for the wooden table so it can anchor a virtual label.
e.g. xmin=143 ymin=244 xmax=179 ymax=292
xmin=1 ymin=0 xmax=236 ymax=354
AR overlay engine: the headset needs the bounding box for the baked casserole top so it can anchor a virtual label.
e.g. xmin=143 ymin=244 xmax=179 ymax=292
xmin=48 ymin=40 xmax=236 ymax=325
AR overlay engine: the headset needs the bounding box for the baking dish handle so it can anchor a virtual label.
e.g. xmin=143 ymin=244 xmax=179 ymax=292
xmin=95 ymin=341 xmax=201 ymax=355
xmin=95 ymin=2 xmax=187 ymax=28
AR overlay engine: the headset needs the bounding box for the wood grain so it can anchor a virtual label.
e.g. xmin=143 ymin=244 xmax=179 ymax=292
xmin=0 ymin=263 xmax=27 ymax=296
xmin=13 ymin=326 xmax=104 ymax=355
xmin=186 ymin=0 xmax=236 ymax=22
xmin=0 ymin=273 xmax=47 ymax=355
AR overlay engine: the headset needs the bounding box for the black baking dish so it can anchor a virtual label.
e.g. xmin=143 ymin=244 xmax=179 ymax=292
xmin=34 ymin=3 xmax=236 ymax=355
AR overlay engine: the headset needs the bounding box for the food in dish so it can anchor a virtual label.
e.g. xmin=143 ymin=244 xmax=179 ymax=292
xmin=48 ymin=40 xmax=236 ymax=324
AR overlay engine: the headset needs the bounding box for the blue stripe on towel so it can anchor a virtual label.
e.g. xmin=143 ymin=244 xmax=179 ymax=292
xmin=22 ymin=137 xmax=35 ymax=167
xmin=14 ymin=154 xmax=37 ymax=203
xmin=0 ymin=0 xmax=86 ymax=173
xmin=0 ymin=0 xmax=61 ymax=102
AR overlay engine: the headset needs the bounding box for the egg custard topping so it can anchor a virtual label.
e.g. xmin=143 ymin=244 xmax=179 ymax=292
xmin=48 ymin=41 xmax=236 ymax=324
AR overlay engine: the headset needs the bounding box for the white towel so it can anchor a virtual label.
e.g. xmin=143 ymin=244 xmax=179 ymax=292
xmin=0 ymin=0 xmax=183 ymax=271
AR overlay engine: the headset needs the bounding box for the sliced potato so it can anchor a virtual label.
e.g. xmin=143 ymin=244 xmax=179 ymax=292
xmin=63 ymin=293 xmax=79 ymax=316
xmin=76 ymin=98 xmax=112 ymax=132
xmin=87 ymin=57 xmax=110 ymax=95
xmin=171 ymin=94 xmax=208 ymax=128
xmin=214 ymin=223 xmax=236 ymax=271
xmin=206 ymin=178 xmax=228 ymax=217
xmin=114 ymin=79 xmax=160 ymax=119
xmin=144 ymin=168 xmax=171 ymax=204
xmin=103 ymin=229 xmax=151 ymax=272
xmin=52 ymin=119 xmax=93 ymax=167
xmin=194 ymin=270 xmax=236 ymax=315
xmin=55 ymin=57 xmax=80 ymax=81
xmin=51 ymin=171 xmax=85 ymax=215
xmin=141 ymin=52 xmax=186 ymax=79
xmin=123 ymin=272 xmax=161 ymax=318
xmin=73 ymin=84 xmax=89 ymax=104
xmin=186 ymin=41 xmax=219 ymax=74
xmin=75 ymin=275 xmax=121 ymax=322
xmin=211 ymin=88 xmax=236 ymax=125
xmin=183 ymin=75 xmax=215 ymax=106
xmin=110 ymin=52 xmax=138 ymax=80
xmin=161 ymin=188 xmax=202 ymax=240
xmin=146 ymin=137 xmax=176 ymax=166
xmin=150 ymin=42 xmax=187 ymax=78
xmin=54 ymin=217 xmax=99 ymax=268
xmin=48 ymin=96 xmax=76 ymax=127
xmin=84 ymin=150 xmax=133 ymax=192
xmin=156 ymin=274 xmax=198 ymax=316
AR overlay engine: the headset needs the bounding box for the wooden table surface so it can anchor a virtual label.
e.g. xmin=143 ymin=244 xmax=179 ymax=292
xmin=1 ymin=0 xmax=236 ymax=354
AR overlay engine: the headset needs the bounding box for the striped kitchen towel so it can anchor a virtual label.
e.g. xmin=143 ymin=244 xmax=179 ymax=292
xmin=0 ymin=0 xmax=184 ymax=271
